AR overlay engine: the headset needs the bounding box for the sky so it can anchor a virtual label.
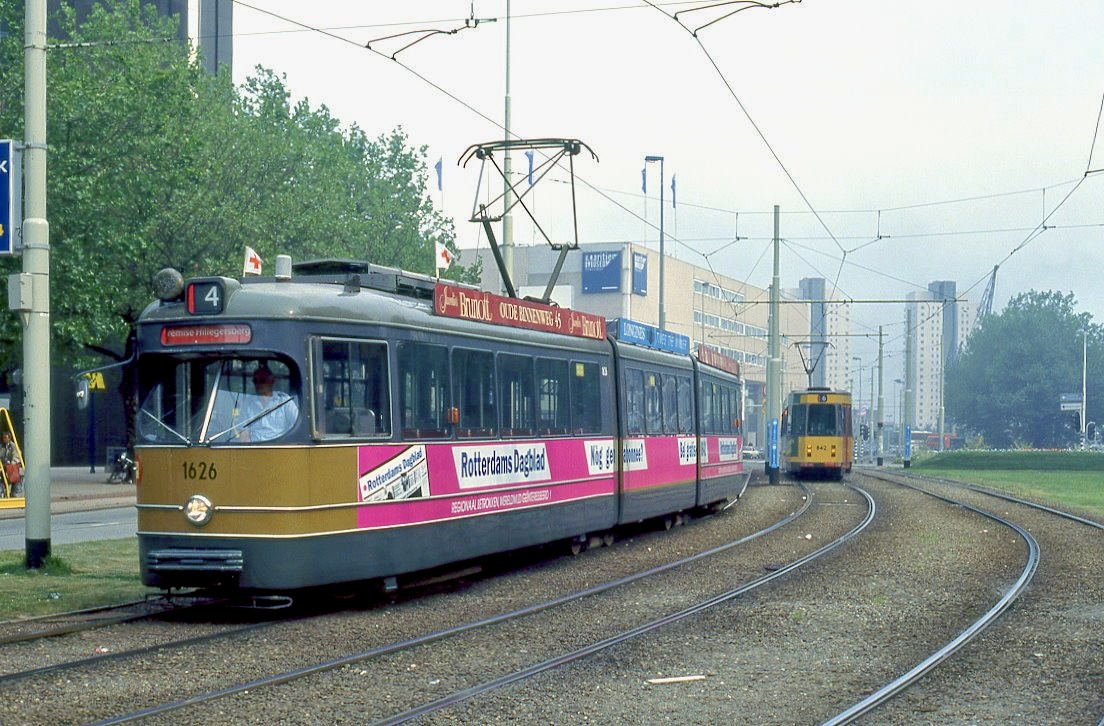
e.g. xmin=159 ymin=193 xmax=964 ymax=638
xmin=229 ymin=1 xmax=1104 ymax=368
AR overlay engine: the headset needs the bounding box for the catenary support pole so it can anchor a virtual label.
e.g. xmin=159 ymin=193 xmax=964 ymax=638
xmin=21 ymin=0 xmax=52 ymax=568
xmin=903 ymin=307 xmax=913 ymax=468
xmin=766 ymin=205 xmax=781 ymax=485
xmin=876 ymin=325 xmax=884 ymax=466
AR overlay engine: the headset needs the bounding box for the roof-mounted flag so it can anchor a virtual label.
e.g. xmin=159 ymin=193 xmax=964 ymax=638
xmin=525 ymin=150 xmax=534 ymax=185
xmin=434 ymin=157 xmax=443 ymax=192
xmin=244 ymin=246 xmax=262 ymax=276
xmin=435 ymin=241 xmax=454 ymax=272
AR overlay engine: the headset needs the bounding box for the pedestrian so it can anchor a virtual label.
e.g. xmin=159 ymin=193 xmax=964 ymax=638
xmin=1 ymin=430 xmax=23 ymax=498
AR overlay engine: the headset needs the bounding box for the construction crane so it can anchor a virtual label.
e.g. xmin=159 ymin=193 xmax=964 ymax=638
xmin=978 ymin=265 xmax=998 ymax=318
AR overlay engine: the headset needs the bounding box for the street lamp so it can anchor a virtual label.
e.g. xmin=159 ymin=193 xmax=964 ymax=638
xmin=644 ymin=155 xmax=665 ymax=330
xmin=852 ymin=356 xmax=862 ymax=456
xmin=1081 ymin=329 xmax=1088 ymax=450
xmin=894 ymin=378 xmax=904 ymax=453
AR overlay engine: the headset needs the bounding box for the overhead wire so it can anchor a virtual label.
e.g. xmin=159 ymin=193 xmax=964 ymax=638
xmin=638 ymin=0 xmax=857 ymax=351
xmin=230 ymin=1 xmax=1103 ymax=373
xmin=1086 ymin=89 xmax=1104 ymax=175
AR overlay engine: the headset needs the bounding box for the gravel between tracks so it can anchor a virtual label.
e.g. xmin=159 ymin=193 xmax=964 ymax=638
xmin=1 ymin=472 xmax=1100 ymax=725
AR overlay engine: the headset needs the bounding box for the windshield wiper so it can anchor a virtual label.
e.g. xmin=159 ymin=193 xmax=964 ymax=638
xmin=140 ymin=408 xmax=190 ymax=445
xmin=205 ymin=396 xmax=295 ymax=443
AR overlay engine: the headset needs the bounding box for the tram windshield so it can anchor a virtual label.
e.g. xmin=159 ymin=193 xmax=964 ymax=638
xmin=137 ymin=356 xmax=300 ymax=445
xmin=789 ymin=403 xmax=842 ymax=437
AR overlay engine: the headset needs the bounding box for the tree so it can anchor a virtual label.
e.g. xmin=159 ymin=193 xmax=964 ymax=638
xmin=946 ymin=290 xmax=1101 ymax=448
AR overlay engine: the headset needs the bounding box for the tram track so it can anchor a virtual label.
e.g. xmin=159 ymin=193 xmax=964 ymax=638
xmin=78 ymin=481 xmax=873 ymax=725
xmin=822 ymin=471 xmax=1040 ymax=724
xmin=0 ymin=594 xmax=301 ymax=687
xmin=845 ymin=469 xmax=1104 ymax=724
xmin=371 ymin=484 xmax=876 ymax=726
xmin=0 ymin=483 xmax=822 ymax=724
xmin=0 ymin=594 xmax=227 ymax=646
xmin=9 ymin=473 xmax=1085 ymax=724
xmin=430 ymin=473 xmax=1037 ymax=724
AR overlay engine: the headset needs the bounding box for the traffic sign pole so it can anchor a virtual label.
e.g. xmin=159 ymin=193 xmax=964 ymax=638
xmin=0 ymin=139 xmax=18 ymax=255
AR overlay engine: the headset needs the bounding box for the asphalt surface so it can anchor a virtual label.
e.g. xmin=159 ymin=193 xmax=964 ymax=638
xmin=0 ymin=466 xmax=136 ymax=519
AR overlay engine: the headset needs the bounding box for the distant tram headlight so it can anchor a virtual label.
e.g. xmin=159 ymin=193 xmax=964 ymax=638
xmin=183 ymin=495 xmax=214 ymax=526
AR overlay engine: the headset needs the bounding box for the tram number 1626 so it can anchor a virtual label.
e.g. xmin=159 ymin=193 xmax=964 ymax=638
xmin=182 ymin=462 xmax=218 ymax=481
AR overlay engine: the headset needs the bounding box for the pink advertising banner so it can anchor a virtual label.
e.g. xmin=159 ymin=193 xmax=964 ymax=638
xmin=355 ymin=438 xmax=617 ymax=529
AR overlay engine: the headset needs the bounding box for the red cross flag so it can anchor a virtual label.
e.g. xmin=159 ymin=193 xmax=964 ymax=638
xmin=435 ymin=241 xmax=453 ymax=272
xmin=243 ymin=246 xmax=263 ymax=276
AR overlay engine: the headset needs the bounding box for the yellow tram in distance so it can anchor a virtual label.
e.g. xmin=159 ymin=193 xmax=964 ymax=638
xmin=781 ymin=388 xmax=853 ymax=480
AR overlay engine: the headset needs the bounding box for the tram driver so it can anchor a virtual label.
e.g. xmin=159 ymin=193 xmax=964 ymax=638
xmin=239 ymin=364 xmax=299 ymax=442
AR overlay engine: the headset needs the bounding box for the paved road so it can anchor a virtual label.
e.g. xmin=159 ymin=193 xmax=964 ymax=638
xmin=0 ymin=506 xmax=137 ymax=551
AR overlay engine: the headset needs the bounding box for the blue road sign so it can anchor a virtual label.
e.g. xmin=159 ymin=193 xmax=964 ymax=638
xmin=768 ymin=418 xmax=779 ymax=469
xmin=0 ymin=140 xmax=12 ymax=255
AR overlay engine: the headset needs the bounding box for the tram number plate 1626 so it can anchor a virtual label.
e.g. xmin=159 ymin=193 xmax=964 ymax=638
xmin=182 ymin=462 xmax=218 ymax=480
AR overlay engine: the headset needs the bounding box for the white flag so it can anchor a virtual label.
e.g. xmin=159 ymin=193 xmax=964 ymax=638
xmin=435 ymin=241 xmax=453 ymax=271
xmin=244 ymin=246 xmax=262 ymax=276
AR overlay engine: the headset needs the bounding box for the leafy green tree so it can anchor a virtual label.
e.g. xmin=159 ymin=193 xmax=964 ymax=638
xmin=946 ymin=290 xmax=1101 ymax=448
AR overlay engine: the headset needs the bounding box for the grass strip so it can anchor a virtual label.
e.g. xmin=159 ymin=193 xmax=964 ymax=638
xmin=0 ymin=538 xmax=155 ymax=618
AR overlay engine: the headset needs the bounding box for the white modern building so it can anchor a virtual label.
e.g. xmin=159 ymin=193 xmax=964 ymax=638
xmin=793 ymin=278 xmax=853 ymax=393
xmin=905 ymin=282 xmax=976 ymax=430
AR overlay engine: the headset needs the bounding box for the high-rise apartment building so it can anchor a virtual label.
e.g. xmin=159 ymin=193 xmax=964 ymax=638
xmin=796 ymin=278 xmax=852 ymax=392
xmin=905 ymin=282 xmax=975 ymax=430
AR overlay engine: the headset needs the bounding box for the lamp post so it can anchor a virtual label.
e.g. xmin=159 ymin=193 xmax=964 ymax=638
xmin=644 ymin=155 xmax=665 ymax=330
xmin=869 ymin=364 xmax=875 ymax=461
xmin=1081 ymin=329 xmax=1088 ymax=450
xmin=894 ymin=378 xmax=904 ymax=454
xmin=852 ymin=356 xmax=862 ymax=458
xmin=501 ymin=0 xmax=514 ymax=291
xmin=937 ymin=318 xmax=945 ymax=452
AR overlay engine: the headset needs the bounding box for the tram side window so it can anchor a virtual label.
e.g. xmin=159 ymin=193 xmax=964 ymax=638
xmin=397 ymin=342 xmax=449 ymax=439
xmin=677 ymin=376 xmax=694 ymax=434
xmin=536 ymin=358 xmax=570 ymax=435
xmin=315 ymin=339 xmax=391 ymax=439
xmin=722 ymin=385 xmax=737 ymax=434
xmin=788 ymin=404 xmax=808 ymax=436
xmin=644 ymin=371 xmax=663 ymax=434
xmin=570 ymin=361 xmax=603 ymax=435
xmin=719 ymin=381 xmax=728 ymax=432
xmin=499 ymin=353 xmax=535 ymax=437
xmin=625 ymin=368 xmax=645 ymax=436
xmin=662 ymin=374 xmax=678 ymax=434
xmin=453 ymin=348 xmax=496 ymax=438
xmin=700 ymin=381 xmax=716 ymax=435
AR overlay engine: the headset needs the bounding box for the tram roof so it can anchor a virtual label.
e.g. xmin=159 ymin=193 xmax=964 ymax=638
xmin=138 ymin=262 xmax=610 ymax=352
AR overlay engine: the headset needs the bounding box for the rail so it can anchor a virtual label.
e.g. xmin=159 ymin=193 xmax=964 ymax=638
xmin=821 ymin=472 xmax=1041 ymax=725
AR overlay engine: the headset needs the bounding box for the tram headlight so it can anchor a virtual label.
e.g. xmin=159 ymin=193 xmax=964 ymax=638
xmin=152 ymin=267 xmax=185 ymax=302
xmin=183 ymin=495 xmax=214 ymax=526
